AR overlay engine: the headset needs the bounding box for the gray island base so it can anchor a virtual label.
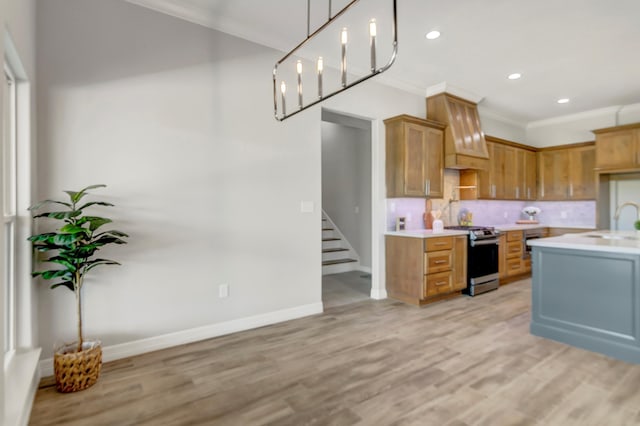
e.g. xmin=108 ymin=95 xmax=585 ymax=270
xmin=529 ymin=231 xmax=640 ymax=364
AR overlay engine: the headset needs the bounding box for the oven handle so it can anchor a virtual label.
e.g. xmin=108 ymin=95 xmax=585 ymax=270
xmin=470 ymin=238 xmax=499 ymax=247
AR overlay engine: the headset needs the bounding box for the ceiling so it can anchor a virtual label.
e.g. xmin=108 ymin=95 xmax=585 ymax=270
xmin=126 ymin=0 xmax=640 ymax=125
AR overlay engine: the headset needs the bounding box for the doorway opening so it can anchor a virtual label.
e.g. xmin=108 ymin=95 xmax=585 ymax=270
xmin=320 ymin=109 xmax=373 ymax=309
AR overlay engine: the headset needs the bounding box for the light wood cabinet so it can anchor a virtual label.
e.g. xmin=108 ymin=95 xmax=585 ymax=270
xmin=385 ymin=115 xmax=445 ymax=198
xmin=538 ymin=143 xmax=595 ymax=200
xmin=593 ymin=123 xmax=640 ymax=172
xmin=524 ymin=150 xmax=537 ymax=200
xmin=499 ymin=228 xmax=549 ymax=283
xmin=460 ymin=137 xmax=537 ymax=201
xmin=499 ymin=230 xmax=527 ymax=282
xmin=386 ymin=235 xmax=467 ymax=306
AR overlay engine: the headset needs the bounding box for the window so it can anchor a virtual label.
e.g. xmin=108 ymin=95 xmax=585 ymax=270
xmin=3 ymin=63 xmax=17 ymax=363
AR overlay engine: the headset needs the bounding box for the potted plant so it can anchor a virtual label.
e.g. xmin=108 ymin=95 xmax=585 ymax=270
xmin=29 ymin=184 xmax=128 ymax=392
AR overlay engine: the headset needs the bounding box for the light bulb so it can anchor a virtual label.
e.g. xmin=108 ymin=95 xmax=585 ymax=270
xmin=369 ymin=19 xmax=377 ymax=37
xmin=341 ymin=28 xmax=348 ymax=45
xmin=296 ymin=60 xmax=302 ymax=75
xmin=280 ymin=81 xmax=286 ymax=95
xmin=317 ymin=57 xmax=323 ymax=72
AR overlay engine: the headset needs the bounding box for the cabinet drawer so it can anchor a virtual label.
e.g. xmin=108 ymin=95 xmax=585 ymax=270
xmin=506 ymin=258 xmax=523 ymax=275
xmin=425 ymin=237 xmax=453 ymax=252
xmin=506 ymin=241 xmax=523 ymax=258
xmin=424 ymin=250 xmax=452 ymax=274
xmin=507 ymin=231 xmax=523 ymax=242
xmin=424 ymin=271 xmax=453 ymax=297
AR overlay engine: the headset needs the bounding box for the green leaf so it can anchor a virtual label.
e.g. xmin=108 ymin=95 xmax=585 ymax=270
xmin=28 ymin=199 xmax=72 ymax=211
xmin=47 ymin=256 xmax=77 ymax=271
xmin=52 ymin=233 xmax=84 ymax=246
xmin=28 ymin=232 xmax=58 ymax=243
xmin=95 ymin=230 xmax=129 ymax=239
xmin=77 ymin=216 xmax=112 ymax=231
xmin=77 ymin=201 xmax=114 ymax=210
xmin=85 ymin=259 xmax=121 ymax=273
xmin=34 ymin=210 xmax=82 ymax=220
xmin=64 ymin=184 xmax=106 ymax=204
xmin=33 ymin=269 xmax=73 ymax=280
xmin=59 ymin=224 xmax=90 ymax=235
xmin=50 ymin=282 xmax=74 ymax=292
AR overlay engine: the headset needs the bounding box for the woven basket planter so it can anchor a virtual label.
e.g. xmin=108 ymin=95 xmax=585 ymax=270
xmin=53 ymin=340 xmax=102 ymax=393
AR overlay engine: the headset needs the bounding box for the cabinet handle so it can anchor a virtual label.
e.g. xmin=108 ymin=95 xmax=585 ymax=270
xmin=569 ymin=183 xmax=573 ymax=198
xmin=434 ymin=260 xmax=447 ymax=264
xmin=527 ymin=188 xmax=531 ymax=199
xmin=491 ymin=184 xmax=496 ymax=198
xmin=425 ymin=179 xmax=430 ymax=195
xmin=515 ymin=187 xmax=520 ymax=199
xmin=435 ymin=242 xmax=447 ymax=246
xmin=435 ymin=281 xmax=448 ymax=286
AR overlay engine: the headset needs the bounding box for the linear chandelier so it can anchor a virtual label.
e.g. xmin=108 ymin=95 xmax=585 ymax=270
xmin=273 ymin=0 xmax=398 ymax=121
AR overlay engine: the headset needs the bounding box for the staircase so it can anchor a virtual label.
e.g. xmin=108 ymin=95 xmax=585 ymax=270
xmin=322 ymin=211 xmax=359 ymax=275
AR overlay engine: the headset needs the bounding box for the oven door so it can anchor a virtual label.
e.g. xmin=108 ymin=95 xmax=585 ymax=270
xmin=468 ymin=238 xmax=499 ymax=283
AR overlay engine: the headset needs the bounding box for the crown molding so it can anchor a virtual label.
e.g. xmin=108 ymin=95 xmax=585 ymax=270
xmin=526 ymin=105 xmax=624 ymax=129
xmin=425 ymin=82 xmax=484 ymax=104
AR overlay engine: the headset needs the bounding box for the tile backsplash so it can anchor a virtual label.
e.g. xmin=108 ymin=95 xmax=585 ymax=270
xmin=386 ymin=197 xmax=596 ymax=230
xmin=385 ymin=169 xmax=597 ymax=230
xmin=460 ymin=200 xmax=596 ymax=228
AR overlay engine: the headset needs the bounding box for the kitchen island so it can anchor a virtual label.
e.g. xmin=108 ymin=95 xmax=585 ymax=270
xmin=528 ymin=231 xmax=640 ymax=364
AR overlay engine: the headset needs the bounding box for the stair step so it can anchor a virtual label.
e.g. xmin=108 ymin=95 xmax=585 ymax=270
xmin=322 ymin=258 xmax=358 ymax=266
xmin=322 ymin=237 xmax=341 ymax=242
xmin=322 ymin=248 xmax=349 ymax=253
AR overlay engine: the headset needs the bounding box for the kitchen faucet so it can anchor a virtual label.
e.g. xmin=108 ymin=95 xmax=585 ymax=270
xmin=613 ymin=201 xmax=640 ymax=230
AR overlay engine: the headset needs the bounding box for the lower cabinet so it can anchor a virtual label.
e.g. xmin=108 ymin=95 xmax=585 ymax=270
xmin=499 ymin=229 xmax=546 ymax=283
xmin=386 ymin=234 xmax=467 ymax=305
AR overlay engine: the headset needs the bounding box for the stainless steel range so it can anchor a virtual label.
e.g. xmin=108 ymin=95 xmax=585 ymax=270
xmin=445 ymin=226 xmax=500 ymax=296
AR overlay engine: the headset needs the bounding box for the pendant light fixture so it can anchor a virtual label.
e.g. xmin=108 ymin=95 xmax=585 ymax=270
xmin=273 ymin=0 xmax=397 ymax=121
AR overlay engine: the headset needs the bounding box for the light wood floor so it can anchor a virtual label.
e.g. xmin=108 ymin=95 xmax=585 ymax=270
xmin=30 ymin=279 xmax=640 ymax=425
xmin=322 ymin=271 xmax=371 ymax=309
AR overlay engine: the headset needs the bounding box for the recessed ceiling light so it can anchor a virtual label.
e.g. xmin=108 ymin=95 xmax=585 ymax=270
xmin=557 ymin=98 xmax=570 ymax=104
xmin=507 ymin=73 xmax=522 ymax=80
xmin=426 ymin=30 xmax=441 ymax=40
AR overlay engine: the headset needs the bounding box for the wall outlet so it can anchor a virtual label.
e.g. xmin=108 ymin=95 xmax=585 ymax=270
xmin=219 ymin=283 xmax=229 ymax=298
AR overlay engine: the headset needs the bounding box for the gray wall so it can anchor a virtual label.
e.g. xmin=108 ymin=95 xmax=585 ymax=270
xmin=321 ymin=120 xmax=372 ymax=268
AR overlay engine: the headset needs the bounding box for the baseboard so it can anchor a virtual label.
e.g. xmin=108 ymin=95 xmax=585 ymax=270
xmin=39 ymin=302 xmax=323 ymax=378
xmin=370 ymin=287 xmax=387 ymax=300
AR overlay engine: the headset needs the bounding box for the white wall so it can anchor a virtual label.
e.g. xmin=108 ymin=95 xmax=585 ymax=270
xmin=36 ymin=0 xmax=324 ymax=358
xmin=35 ymin=0 xmax=428 ymax=358
xmin=526 ymin=103 xmax=640 ymax=147
xmin=321 ymin=121 xmax=372 ymax=267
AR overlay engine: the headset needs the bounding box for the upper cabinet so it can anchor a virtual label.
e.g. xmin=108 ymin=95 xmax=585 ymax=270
xmin=459 ymin=136 xmax=537 ymax=201
xmin=385 ymin=115 xmax=445 ymax=198
xmin=593 ymin=123 xmax=640 ymax=172
xmin=538 ymin=143 xmax=595 ymax=200
xmin=426 ymin=93 xmax=489 ymax=170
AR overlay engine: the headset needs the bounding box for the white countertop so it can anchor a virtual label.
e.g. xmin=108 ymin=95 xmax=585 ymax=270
xmin=527 ymin=230 xmax=640 ymax=255
xmin=492 ymin=224 xmax=547 ymax=232
xmin=385 ymin=229 xmax=469 ymax=238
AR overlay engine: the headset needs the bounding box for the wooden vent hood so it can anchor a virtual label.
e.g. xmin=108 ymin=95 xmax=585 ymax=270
xmin=426 ymin=92 xmax=489 ymax=170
